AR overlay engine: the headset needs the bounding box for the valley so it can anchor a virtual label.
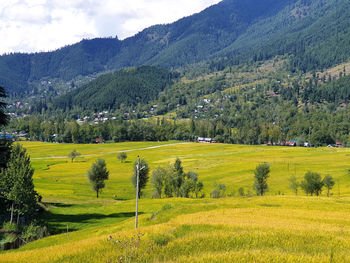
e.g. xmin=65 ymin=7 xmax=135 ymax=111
xmin=1 ymin=0 xmax=350 ymax=261
xmin=1 ymin=141 xmax=350 ymax=262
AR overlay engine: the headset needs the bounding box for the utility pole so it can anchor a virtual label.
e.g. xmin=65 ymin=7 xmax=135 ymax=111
xmin=135 ymin=156 xmax=145 ymax=229
xmin=135 ymin=156 xmax=140 ymax=229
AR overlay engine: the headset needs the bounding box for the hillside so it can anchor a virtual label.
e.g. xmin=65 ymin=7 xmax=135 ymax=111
xmin=3 ymin=0 xmax=350 ymax=94
xmin=18 ymin=58 xmax=349 ymax=146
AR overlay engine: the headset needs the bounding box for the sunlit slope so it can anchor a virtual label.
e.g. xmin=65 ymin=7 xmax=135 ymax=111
xmin=2 ymin=196 xmax=350 ymax=262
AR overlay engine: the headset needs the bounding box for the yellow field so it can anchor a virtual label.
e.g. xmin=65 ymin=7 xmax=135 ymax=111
xmin=3 ymin=196 xmax=350 ymax=262
xmin=1 ymin=142 xmax=350 ymax=262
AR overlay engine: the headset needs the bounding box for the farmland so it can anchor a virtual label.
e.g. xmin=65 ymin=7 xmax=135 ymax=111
xmin=1 ymin=141 xmax=350 ymax=262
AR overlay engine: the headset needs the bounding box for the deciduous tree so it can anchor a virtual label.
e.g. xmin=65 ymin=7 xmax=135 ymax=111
xmin=300 ymin=171 xmax=324 ymax=196
xmin=68 ymin=149 xmax=81 ymax=163
xmin=323 ymin=174 xmax=335 ymax=197
xmin=117 ymin=152 xmax=127 ymax=163
xmin=289 ymin=175 xmax=299 ymax=195
xmin=254 ymin=163 xmax=270 ymax=196
xmin=151 ymin=166 xmax=166 ymax=198
xmin=87 ymin=159 xmax=109 ymax=198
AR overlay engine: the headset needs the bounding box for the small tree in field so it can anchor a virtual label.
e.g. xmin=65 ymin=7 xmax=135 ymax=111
xmin=68 ymin=149 xmax=81 ymax=163
xmin=254 ymin=163 xmax=270 ymax=196
xmin=210 ymin=183 xmax=226 ymax=198
xmin=87 ymin=159 xmax=109 ymax=198
xmin=323 ymin=175 xmax=335 ymax=197
xmin=300 ymin=171 xmax=323 ymax=196
xmin=117 ymin=152 xmax=127 ymax=163
xmin=289 ymin=175 xmax=299 ymax=195
xmin=151 ymin=166 xmax=166 ymax=198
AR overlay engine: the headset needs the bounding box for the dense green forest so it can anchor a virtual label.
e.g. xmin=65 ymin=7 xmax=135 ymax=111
xmin=47 ymin=66 xmax=175 ymax=112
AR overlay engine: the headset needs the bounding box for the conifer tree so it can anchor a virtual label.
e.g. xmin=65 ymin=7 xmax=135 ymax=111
xmin=0 ymin=86 xmax=11 ymax=171
xmin=0 ymin=144 xmax=40 ymax=224
xmin=0 ymin=86 xmax=8 ymax=127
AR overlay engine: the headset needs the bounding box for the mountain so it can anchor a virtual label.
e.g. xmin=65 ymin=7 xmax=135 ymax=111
xmin=2 ymin=0 xmax=350 ymax=94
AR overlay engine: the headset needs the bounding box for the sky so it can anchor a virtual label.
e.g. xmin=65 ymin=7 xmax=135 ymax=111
xmin=0 ymin=0 xmax=221 ymax=54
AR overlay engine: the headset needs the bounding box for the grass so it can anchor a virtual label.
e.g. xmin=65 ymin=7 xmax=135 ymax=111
xmin=1 ymin=141 xmax=350 ymax=262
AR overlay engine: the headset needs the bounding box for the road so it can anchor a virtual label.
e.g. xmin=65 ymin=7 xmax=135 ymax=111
xmin=31 ymin=142 xmax=190 ymax=160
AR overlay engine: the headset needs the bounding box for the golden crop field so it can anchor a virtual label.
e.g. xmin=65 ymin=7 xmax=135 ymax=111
xmin=1 ymin=141 xmax=350 ymax=262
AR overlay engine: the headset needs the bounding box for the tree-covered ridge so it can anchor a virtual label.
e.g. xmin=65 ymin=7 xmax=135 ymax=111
xmin=0 ymin=38 xmax=121 ymax=94
xmin=52 ymin=66 xmax=175 ymax=112
xmin=6 ymin=0 xmax=350 ymax=93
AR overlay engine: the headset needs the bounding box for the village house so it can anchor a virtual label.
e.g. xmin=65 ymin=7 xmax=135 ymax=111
xmin=198 ymin=137 xmax=213 ymax=143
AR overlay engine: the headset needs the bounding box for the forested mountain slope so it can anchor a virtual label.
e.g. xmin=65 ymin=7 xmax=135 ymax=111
xmin=4 ymin=0 xmax=350 ymax=94
xmin=51 ymin=66 xmax=174 ymax=112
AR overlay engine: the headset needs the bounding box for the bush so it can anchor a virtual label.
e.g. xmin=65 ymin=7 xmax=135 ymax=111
xmin=21 ymin=224 xmax=47 ymax=242
xmin=151 ymin=233 xmax=173 ymax=246
xmin=2 ymin=222 xmax=18 ymax=232
xmin=238 ymin=187 xmax=245 ymax=196
xmin=211 ymin=183 xmax=226 ymax=198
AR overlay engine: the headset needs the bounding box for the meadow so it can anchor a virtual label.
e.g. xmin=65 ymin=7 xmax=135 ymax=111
xmin=1 ymin=141 xmax=350 ymax=262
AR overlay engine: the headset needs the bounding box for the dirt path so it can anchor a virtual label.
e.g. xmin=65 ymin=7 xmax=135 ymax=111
xmin=31 ymin=142 xmax=190 ymax=160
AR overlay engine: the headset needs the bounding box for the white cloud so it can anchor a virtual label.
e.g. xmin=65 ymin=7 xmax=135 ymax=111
xmin=0 ymin=0 xmax=221 ymax=54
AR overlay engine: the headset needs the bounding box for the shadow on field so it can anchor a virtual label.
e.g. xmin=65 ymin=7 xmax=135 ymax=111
xmin=114 ymin=197 xmax=129 ymax=201
xmin=43 ymin=211 xmax=139 ymax=234
xmin=45 ymin=202 xmax=74 ymax=208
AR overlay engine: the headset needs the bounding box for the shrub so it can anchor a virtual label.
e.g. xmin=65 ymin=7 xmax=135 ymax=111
xmin=211 ymin=183 xmax=226 ymax=198
xmin=151 ymin=233 xmax=172 ymax=246
xmin=238 ymin=187 xmax=245 ymax=196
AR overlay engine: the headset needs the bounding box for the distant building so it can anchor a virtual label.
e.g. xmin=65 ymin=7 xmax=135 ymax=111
xmin=95 ymin=138 xmax=103 ymax=143
xmin=335 ymin=142 xmax=345 ymax=148
xmin=282 ymin=140 xmax=297 ymax=146
xmin=198 ymin=137 xmax=213 ymax=143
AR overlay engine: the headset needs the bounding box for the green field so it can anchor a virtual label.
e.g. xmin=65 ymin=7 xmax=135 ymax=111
xmin=1 ymin=141 xmax=350 ymax=262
